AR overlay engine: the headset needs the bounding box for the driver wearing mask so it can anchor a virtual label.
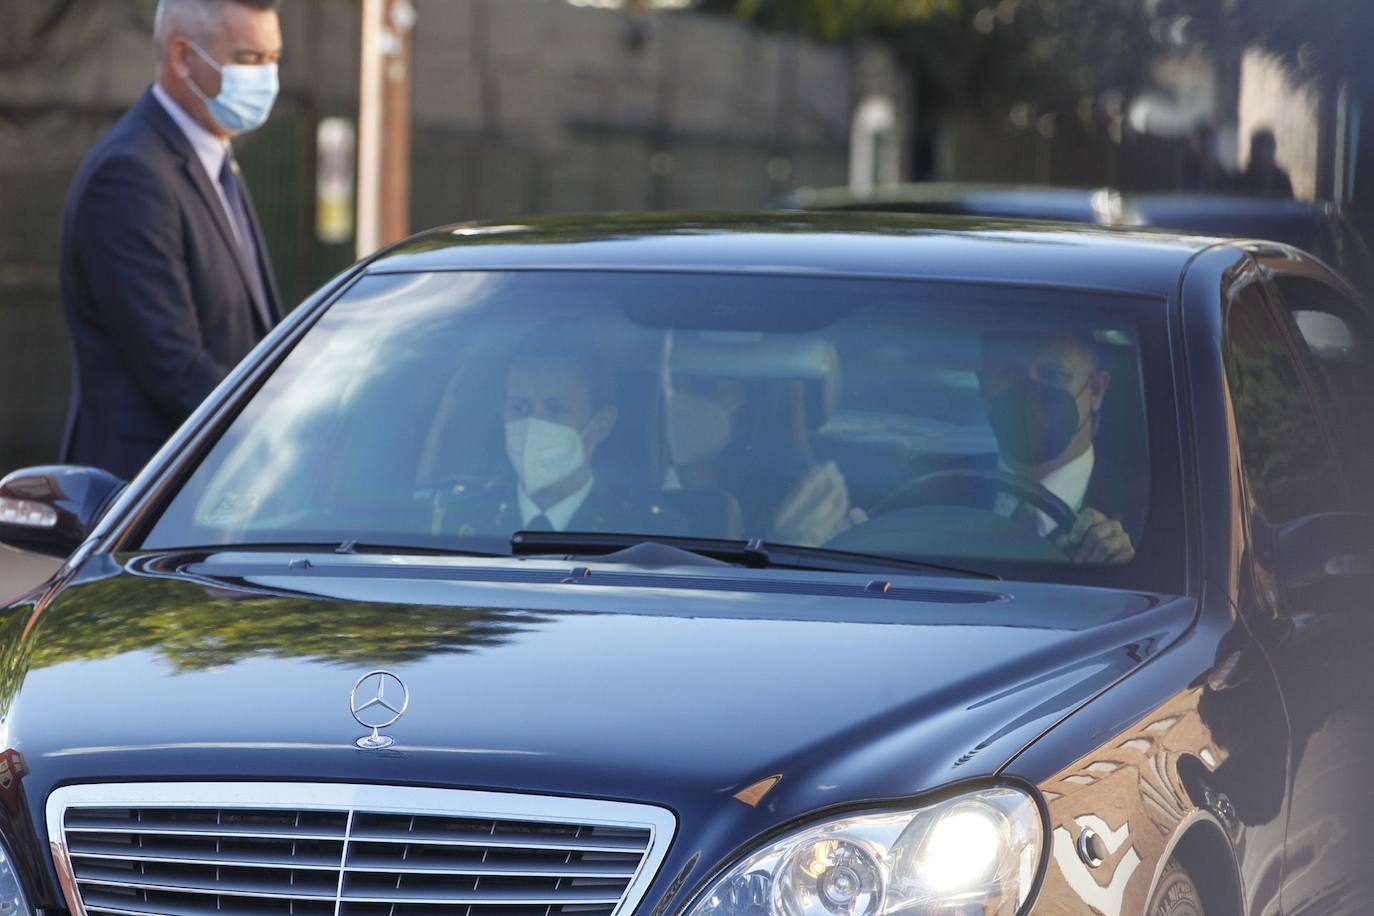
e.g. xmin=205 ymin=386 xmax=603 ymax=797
xmin=978 ymin=329 xmax=1139 ymax=565
xmin=434 ymin=330 xmax=675 ymax=537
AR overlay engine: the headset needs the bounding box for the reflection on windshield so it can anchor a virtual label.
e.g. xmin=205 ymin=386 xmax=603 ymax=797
xmin=143 ymin=272 xmax=1181 ymax=591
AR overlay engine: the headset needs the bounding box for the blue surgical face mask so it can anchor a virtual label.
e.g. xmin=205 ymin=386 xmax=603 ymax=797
xmin=184 ymin=41 xmax=279 ymax=134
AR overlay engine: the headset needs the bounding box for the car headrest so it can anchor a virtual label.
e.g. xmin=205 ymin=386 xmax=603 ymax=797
xmin=668 ymin=332 xmax=842 ymax=428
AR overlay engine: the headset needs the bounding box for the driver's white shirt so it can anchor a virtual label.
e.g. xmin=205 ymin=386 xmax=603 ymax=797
xmin=996 ymin=446 xmax=1095 ymax=536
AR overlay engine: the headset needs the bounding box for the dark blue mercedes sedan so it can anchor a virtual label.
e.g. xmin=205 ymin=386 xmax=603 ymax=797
xmin=1 ymin=214 xmax=1372 ymax=916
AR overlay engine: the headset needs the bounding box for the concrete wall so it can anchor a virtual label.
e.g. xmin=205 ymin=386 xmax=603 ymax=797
xmin=402 ymin=0 xmax=907 ymax=219
xmin=0 ymin=0 xmax=907 ymax=475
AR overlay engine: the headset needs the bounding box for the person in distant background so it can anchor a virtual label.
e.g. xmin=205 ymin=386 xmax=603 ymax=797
xmin=1234 ymin=129 xmax=1294 ymax=199
xmin=59 ymin=0 xmax=283 ymax=481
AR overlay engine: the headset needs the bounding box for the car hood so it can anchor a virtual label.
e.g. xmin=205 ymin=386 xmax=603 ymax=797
xmin=2 ymin=550 xmax=1191 ymax=893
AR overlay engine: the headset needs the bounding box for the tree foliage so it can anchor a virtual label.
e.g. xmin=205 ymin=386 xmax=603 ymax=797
xmin=699 ymin=0 xmax=1373 ymax=101
xmin=696 ymin=0 xmax=1212 ymax=124
xmin=1227 ymin=0 xmax=1374 ymax=91
xmin=695 ymin=0 xmax=956 ymax=42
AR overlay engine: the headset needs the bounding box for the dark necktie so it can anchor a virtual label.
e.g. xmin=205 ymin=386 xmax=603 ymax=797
xmin=526 ymin=514 xmax=554 ymax=532
xmin=217 ymin=154 xmax=272 ymax=330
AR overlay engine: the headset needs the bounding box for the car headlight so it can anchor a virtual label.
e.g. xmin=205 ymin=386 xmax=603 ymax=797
xmin=685 ymin=787 xmax=1042 ymax=916
xmin=0 ymin=838 xmax=32 ymax=916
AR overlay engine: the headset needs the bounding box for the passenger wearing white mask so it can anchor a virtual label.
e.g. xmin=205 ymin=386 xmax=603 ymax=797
xmin=502 ymin=350 xmax=618 ymax=532
xmin=437 ymin=333 xmax=677 ymax=537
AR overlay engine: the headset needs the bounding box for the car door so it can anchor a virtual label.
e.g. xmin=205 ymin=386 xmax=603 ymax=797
xmin=1226 ymin=265 xmax=1374 ymax=914
xmin=1328 ymin=210 xmax=1374 ymax=299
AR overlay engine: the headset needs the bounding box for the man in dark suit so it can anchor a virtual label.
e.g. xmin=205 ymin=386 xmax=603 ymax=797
xmin=59 ymin=0 xmax=283 ymax=481
xmin=434 ymin=332 xmax=678 ymax=539
xmin=976 ymin=328 xmax=1143 ymax=565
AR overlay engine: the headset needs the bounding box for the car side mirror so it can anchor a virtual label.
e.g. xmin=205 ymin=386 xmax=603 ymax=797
xmin=1276 ymin=512 xmax=1374 ymax=608
xmin=0 ymin=466 xmax=125 ymax=558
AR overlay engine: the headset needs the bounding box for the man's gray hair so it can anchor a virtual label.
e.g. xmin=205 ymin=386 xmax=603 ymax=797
xmin=153 ymin=0 xmax=278 ymax=49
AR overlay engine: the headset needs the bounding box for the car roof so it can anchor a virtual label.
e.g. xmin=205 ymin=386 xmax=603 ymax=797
xmin=777 ymin=182 xmax=1116 ymax=223
xmin=366 ymin=212 xmax=1224 ymax=298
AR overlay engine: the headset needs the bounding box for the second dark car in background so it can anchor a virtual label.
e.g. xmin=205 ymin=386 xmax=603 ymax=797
xmin=781 ymin=182 xmax=1374 ymax=294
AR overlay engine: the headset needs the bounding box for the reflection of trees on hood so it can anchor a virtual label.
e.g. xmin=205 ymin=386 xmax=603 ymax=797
xmin=6 ymin=574 xmax=548 ymax=677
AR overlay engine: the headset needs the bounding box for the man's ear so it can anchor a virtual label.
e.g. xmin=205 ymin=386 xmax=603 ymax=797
xmin=583 ymin=407 xmax=618 ymax=451
xmin=1089 ymin=369 xmax=1111 ymax=410
xmin=169 ymin=37 xmax=195 ymax=79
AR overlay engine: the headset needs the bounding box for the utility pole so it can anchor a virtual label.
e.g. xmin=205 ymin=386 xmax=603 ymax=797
xmin=357 ymin=0 xmax=416 ymax=259
xmin=1208 ymin=0 xmax=1243 ymax=172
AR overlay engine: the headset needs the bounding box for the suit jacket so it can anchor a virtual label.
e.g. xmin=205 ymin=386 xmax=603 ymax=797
xmin=59 ymin=87 xmax=282 ymax=481
xmin=436 ymin=479 xmax=682 ymax=539
xmin=1081 ymin=459 xmax=1149 ymax=538
xmin=954 ymin=451 xmax=1150 ymax=540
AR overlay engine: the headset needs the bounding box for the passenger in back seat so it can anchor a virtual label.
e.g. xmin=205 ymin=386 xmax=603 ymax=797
xmin=663 ymin=346 xmax=865 ymax=548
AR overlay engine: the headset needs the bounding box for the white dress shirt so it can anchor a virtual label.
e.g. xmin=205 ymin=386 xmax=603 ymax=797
xmin=151 ymin=83 xmax=244 ymax=246
xmin=997 ymin=446 xmax=1095 ymax=535
xmin=517 ymin=476 xmax=595 ymax=531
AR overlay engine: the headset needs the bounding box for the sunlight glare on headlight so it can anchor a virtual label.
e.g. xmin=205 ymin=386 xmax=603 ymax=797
xmin=912 ymin=807 xmax=1004 ymax=892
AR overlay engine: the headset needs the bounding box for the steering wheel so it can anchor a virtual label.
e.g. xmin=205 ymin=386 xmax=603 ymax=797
xmin=430 ymin=473 xmax=498 ymax=497
xmin=424 ymin=473 xmax=501 ymax=528
xmin=872 ymin=468 xmax=1078 ymax=540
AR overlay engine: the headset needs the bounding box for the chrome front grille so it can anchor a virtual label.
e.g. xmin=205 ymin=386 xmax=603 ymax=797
xmin=48 ymin=784 xmax=675 ymax=916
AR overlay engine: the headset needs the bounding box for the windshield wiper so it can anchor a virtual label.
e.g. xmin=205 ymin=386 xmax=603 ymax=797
xmin=509 ymin=531 xmax=998 ymax=580
xmin=167 ymin=536 xmax=994 ymax=580
xmin=333 ymin=540 xmax=507 ymax=558
xmin=162 ymin=541 xmax=506 ymax=559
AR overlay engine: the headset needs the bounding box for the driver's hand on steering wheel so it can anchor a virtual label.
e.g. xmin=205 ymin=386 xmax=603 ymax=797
xmin=1055 ymin=508 xmax=1135 ymax=564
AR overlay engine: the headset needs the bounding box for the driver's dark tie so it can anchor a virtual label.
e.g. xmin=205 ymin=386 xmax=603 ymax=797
xmin=527 ymin=514 xmax=554 ymax=532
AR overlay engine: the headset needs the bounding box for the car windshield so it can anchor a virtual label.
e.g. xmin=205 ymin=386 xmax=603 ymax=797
xmin=142 ymin=271 xmax=1185 ymax=592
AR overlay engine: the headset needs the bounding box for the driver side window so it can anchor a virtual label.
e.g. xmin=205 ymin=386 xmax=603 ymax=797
xmin=1224 ymin=287 xmax=1344 ymax=524
xmin=1266 ymin=276 xmax=1374 ymax=511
